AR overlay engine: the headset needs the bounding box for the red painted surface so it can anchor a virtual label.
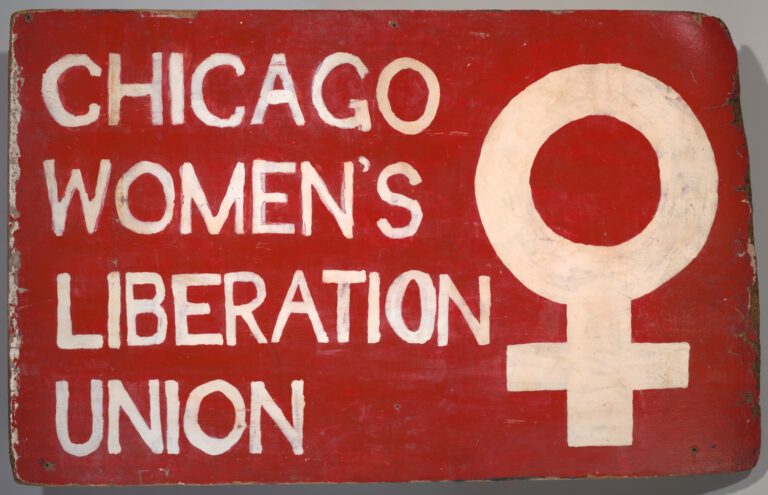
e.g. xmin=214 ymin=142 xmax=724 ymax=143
xmin=8 ymin=10 xmax=759 ymax=484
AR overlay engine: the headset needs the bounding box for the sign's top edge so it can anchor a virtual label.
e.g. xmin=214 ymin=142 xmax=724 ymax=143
xmin=10 ymin=8 xmax=715 ymax=16
xmin=9 ymin=9 xmax=732 ymax=54
xmin=9 ymin=9 xmax=725 ymax=33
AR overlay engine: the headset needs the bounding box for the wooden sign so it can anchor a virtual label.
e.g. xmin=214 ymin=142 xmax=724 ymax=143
xmin=8 ymin=10 xmax=759 ymax=484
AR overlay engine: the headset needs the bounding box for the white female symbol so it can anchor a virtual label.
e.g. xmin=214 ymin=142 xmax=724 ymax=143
xmin=475 ymin=64 xmax=718 ymax=447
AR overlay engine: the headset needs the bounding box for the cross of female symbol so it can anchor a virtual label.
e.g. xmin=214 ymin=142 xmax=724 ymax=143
xmin=475 ymin=64 xmax=719 ymax=447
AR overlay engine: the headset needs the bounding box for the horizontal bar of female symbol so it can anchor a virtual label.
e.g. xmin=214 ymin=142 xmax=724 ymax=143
xmin=506 ymin=342 xmax=690 ymax=446
xmin=506 ymin=342 xmax=690 ymax=392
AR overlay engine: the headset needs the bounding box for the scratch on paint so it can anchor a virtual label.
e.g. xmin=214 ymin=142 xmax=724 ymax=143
xmin=427 ymin=131 xmax=469 ymax=137
xmin=137 ymin=467 xmax=171 ymax=484
xmin=506 ymin=418 xmax=526 ymax=425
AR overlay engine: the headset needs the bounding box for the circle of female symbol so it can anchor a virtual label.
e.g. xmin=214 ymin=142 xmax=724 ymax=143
xmin=475 ymin=64 xmax=718 ymax=447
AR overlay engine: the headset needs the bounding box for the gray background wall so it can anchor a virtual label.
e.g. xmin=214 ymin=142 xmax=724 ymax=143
xmin=1 ymin=1 xmax=765 ymax=494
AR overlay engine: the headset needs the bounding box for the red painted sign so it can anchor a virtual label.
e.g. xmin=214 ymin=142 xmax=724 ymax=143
xmin=8 ymin=10 xmax=759 ymax=484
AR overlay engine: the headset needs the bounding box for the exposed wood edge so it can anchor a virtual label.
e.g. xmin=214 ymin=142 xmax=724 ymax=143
xmin=7 ymin=13 xmax=23 ymax=481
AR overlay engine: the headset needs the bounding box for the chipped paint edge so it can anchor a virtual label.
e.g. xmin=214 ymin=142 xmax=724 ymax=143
xmin=722 ymin=14 xmax=761 ymax=465
xmin=742 ymin=122 xmax=761 ymax=438
xmin=8 ymin=17 xmax=23 ymax=477
xmin=139 ymin=10 xmax=198 ymax=19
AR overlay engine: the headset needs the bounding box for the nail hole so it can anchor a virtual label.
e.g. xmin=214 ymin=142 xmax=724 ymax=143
xmin=388 ymin=20 xmax=399 ymax=28
xmin=24 ymin=13 xmax=32 ymax=23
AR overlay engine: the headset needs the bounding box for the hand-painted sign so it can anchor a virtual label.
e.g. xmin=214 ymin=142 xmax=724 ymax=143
xmin=8 ymin=10 xmax=759 ymax=484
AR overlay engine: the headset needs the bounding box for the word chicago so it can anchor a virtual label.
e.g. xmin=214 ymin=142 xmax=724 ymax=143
xmin=44 ymin=51 xmax=493 ymax=458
